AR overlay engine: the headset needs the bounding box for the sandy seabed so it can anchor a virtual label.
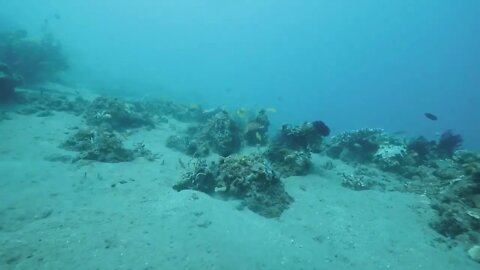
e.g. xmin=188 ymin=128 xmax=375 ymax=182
xmin=0 ymin=88 xmax=478 ymax=270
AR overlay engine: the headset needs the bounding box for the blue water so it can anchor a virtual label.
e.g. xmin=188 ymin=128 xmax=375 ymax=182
xmin=1 ymin=1 xmax=478 ymax=148
xmin=2 ymin=2 xmax=480 ymax=269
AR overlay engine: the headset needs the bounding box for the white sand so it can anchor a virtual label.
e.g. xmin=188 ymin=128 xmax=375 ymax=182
xmin=0 ymin=109 xmax=478 ymax=270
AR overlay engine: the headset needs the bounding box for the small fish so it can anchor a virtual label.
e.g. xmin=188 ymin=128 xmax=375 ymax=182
xmin=424 ymin=112 xmax=438 ymax=121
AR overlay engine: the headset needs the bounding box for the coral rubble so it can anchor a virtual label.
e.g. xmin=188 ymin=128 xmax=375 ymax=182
xmin=244 ymin=109 xmax=270 ymax=145
xmin=264 ymin=143 xmax=312 ymax=177
xmin=326 ymin=128 xmax=384 ymax=163
xmin=278 ymin=121 xmax=329 ymax=152
xmin=61 ymin=127 xmax=156 ymax=163
xmin=201 ymin=111 xmax=241 ymax=156
xmin=61 ymin=129 xmax=135 ymax=163
xmin=62 ymin=128 xmax=134 ymax=163
xmin=261 ymin=120 xmax=330 ymax=177
xmin=85 ymin=97 xmax=154 ymax=130
xmin=3 ymin=78 xmax=477 ymax=261
xmin=166 ymin=110 xmax=241 ymax=157
xmin=173 ymin=154 xmax=293 ymax=218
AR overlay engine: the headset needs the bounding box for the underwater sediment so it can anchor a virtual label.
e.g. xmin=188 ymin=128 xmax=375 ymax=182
xmin=1 ymin=84 xmax=480 ymax=266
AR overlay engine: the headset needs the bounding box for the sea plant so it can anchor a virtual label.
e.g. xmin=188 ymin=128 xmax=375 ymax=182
xmin=437 ymin=130 xmax=463 ymax=158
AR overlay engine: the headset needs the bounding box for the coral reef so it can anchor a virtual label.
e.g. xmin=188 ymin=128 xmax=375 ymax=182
xmin=166 ymin=111 xmax=241 ymax=157
xmin=62 ymin=129 xmax=134 ymax=162
xmin=244 ymin=109 xmax=270 ymax=145
xmin=277 ymin=121 xmax=329 ymax=152
xmin=201 ymin=111 xmax=241 ymax=156
xmin=323 ymin=127 xmax=479 ymax=248
xmin=1 ymin=77 xmax=476 ymax=258
xmin=429 ymin=174 xmax=480 ymax=240
xmin=325 ymin=128 xmax=417 ymax=173
xmin=172 ymin=159 xmax=216 ymax=193
xmin=372 ymin=144 xmax=407 ymax=172
xmin=454 ymin=152 xmax=480 ymax=181
xmin=0 ymin=62 xmax=22 ymax=101
xmin=437 ymin=130 xmax=463 ymax=158
xmin=173 ymin=155 xmax=293 ymax=218
xmin=260 ymin=120 xmax=329 ymax=177
xmin=405 ymin=132 xmax=463 ymax=162
xmin=406 ymin=136 xmax=437 ymax=164
xmin=0 ymin=30 xmax=68 ymax=84
xmin=85 ymin=97 xmax=154 ymax=131
xmin=264 ymin=143 xmax=312 ymax=177
xmin=142 ymin=99 xmax=204 ymax=122
xmin=334 ymin=133 xmax=480 ymax=247
xmin=326 ymin=128 xmax=384 ymax=163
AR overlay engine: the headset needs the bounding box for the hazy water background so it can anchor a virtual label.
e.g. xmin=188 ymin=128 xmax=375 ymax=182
xmin=1 ymin=0 xmax=479 ymax=148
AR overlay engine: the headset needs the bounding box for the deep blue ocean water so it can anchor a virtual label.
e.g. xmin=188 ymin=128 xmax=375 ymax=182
xmin=1 ymin=1 xmax=478 ymax=148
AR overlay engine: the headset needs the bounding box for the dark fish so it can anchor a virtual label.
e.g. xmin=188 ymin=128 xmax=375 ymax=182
xmin=424 ymin=112 xmax=438 ymax=121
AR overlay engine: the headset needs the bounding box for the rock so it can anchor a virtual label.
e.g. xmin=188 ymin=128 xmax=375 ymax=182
xmin=173 ymin=155 xmax=293 ymax=218
xmin=0 ymin=62 xmax=22 ymax=101
xmin=468 ymin=245 xmax=480 ymax=263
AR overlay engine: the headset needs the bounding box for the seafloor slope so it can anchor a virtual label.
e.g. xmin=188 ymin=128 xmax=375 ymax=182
xmin=0 ymin=85 xmax=479 ymax=270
